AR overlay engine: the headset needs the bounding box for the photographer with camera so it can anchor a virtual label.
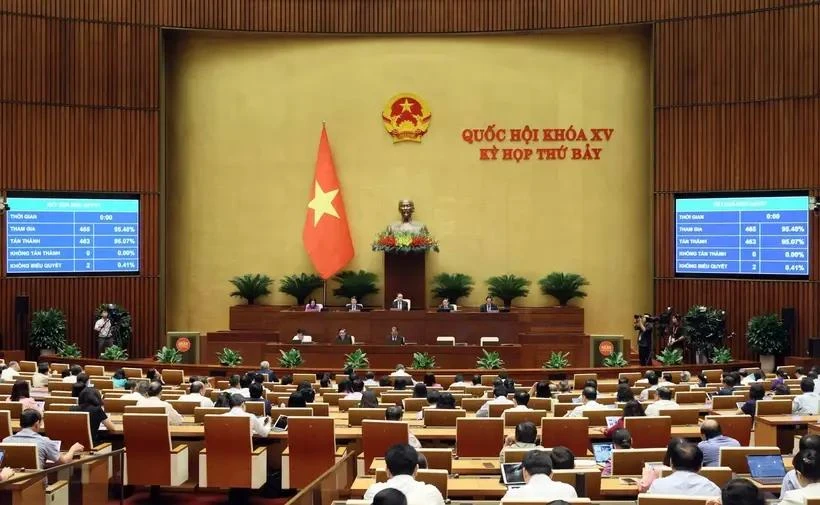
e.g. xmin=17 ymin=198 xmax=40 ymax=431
xmin=634 ymin=313 xmax=655 ymax=366
xmin=94 ymin=308 xmax=113 ymax=357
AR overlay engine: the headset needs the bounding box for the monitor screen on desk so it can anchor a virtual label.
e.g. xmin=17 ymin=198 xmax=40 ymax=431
xmin=501 ymin=463 xmax=525 ymax=486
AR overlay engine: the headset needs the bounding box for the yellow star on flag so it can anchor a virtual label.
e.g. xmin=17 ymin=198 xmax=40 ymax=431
xmin=308 ymin=181 xmax=340 ymax=226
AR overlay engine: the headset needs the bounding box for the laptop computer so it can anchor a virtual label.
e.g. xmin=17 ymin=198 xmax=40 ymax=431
xmin=747 ymin=454 xmax=787 ymax=485
xmin=592 ymin=443 xmax=614 ymax=464
xmin=271 ymin=415 xmax=288 ymax=432
xmin=501 ymin=462 xmax=526 ymax=488
xmin=605 ymin=416 xmax=620 ymax=429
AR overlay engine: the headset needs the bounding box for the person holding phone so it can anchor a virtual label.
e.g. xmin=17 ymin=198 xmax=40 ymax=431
xmin=223 ymin=394 xmax=271 ymax=437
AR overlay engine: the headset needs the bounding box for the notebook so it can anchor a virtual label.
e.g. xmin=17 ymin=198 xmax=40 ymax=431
xmin=501 ymin=463 xmax=526 ymax=487
xmin=592 ymin=443 xmax=614 ymax=464
xmin=747 ymin=454 xmax=787 ymax=485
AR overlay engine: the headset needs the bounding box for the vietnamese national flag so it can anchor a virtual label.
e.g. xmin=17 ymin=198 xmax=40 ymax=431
xmin=302 ymin=124 xmax=355 ymax=280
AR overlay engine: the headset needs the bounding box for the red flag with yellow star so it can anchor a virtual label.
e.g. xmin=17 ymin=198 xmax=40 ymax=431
xmin=303 ymin=124 xmax=354 ymax=279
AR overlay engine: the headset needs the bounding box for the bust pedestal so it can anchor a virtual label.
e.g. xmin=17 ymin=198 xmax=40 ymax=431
xmin=383 ymin=252 xmax=426 ymax=310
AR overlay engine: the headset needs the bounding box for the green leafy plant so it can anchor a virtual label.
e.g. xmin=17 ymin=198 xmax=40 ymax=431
xmin=602 ymin=352 xmax=629 ymax=367
xmin=538 ymin=272 xmax=589 ymax=306
xmin=746 ymin=313 xmax=789 ymax=356
xmin=486 ymin=274 xmax=531 ymax=308
xmin=154 ymin=346 xmax=182 ymax=364
xmin=279 ymin=273 xmax=324 ymax=305
xmin=476 ymin=350 xmax=504 ymax=370
xmin=683 ymin=305 xmax=727 ymax=358
xmin=655 ymin=347 xmax=683 ymax=365
xmin=711 ymin=346 xmax=733 ymax=364
xmin=95 ymin=304 xmax=133 ymax=350
xmin=29 ymin=308 xmax=68 ymax=353
xmin=411 ymin=352 xmax=436 ymax=369
xmin=229 ymin=274 xmax=273 ymax=305
xmin=100 ymin=345 xmax=129 ymax=361
xmin=343 ymin=348 xmax=370 ymax=370
xmin=430 ymin=273 xmax=474 ymax=304
xmin=279 ymin=348 xmax=304 ymax=368
xmin=217 ymin=347 xmax=243 ymax=367
xmin=542 ymin=351 xmax=571 ymax=369
xmin=57 ymin=343 xmax=82 ymax=358
xmin=332 ymin=270 xmax=380 ymax=302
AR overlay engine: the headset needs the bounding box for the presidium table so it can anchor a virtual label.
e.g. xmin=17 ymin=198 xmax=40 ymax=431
xmin=202 ymin=305 xmax=593 ymax=369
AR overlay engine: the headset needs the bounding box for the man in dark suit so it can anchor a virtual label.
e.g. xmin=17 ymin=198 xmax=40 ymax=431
xmin=479 ymin=296 xmax=499 ymax=313
xmin=386 ymin=326 xmax=405 ymax=345
xmin=345 ymin=296 xmax=363 ymax=312
xmin=335 ymin=328 xmax=353 ymax=345
xmin=391 ymin=293 xmax=409 ymax=311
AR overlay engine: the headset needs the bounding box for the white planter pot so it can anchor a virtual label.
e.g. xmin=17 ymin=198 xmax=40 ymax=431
xmin=759 ymin=354 xmax=776 ymax=373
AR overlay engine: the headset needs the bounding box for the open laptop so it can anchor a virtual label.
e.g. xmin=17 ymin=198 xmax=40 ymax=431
xmin=501 ymin=462 xmax=525 ymax=488
xmin=747 ymin=454 xmax=787 ymax=485
xmin=605 ymin=416 xmax=620 ymax=429
xmin=592 ymin=443 xmax=614 ymax=464
xmin=271 ymin=415 xmax=288 ymax=433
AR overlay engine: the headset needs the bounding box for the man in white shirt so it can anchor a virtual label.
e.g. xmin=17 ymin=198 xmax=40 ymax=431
xmin=647 ymin=442 xmax=720 ymax=496
xmin=500 ymin=449 xmax=578 ymax=502
xmin=638 ymin=371 xmax=662 ymax=401
xmin=344 ymin=380 xmax=365 ymax=401
xmin=448 ymin=374 xmax=471 ymax=389
xmin=509 ymin=391 xmax=532 ymax=411
xmin=363 ymin=444 xmax=444 ymax=505
xmin=1 ymin=362 xmax=20 ymax=382
xmin=32 ymin=362 xmax=50 ymax=388
xmin=389 ymin=364 xmax=412 ymax=378
xmin=740 ymin=370 xmax=763 ymax=385
xmin=386 ymin=407 xmax=421 ymax=449
xmin=224 ymin=375 xmax=243 ymax=396
xmin=645 ymin=387 xmax=680 ymax=416
xmin=223 ymin=394 xmax=271 ymax=437
xmin=119 ymin=380 xmax=146 ymax=401
xmin=793 ymin=377 xmax=820 ymax=415
xmin=476 ymin=386 xmax=514 ymax=417
xmin=176 ymin=381 xmax=214 ymax=408
xmin=137 ymin=382 xmax=184 ymax=425
xmin=566 ymin=387 xmax=604 ymax=417
xmin=94 ymin=309 xmax=114 ymax=357
xmin=62 ymin=365 xmax=82 ymax=384
xmin=363 ymin=372 xmax=379 ymax=388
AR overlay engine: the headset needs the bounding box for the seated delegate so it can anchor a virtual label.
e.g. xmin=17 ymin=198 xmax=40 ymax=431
xmin=345 ymin=296 xmax=363 ymax=312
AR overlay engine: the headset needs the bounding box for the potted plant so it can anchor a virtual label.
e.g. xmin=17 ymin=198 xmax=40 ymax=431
xmin=229 ymin=274 xmax=273 ymax=305
xmin=411 ymin=352 xmax=436 ymax=369
xmin=542 ymin=351 xmax=570 ymax=369
xmin=655 ymin=348 xmax=683 ymax=365
xmin=279 ymin=348 xmax=304 ymax=368
xmin=711 ymin=346 xmax=733 ymax=364
xmin=217 ymin=347 xmax=243 ymax=367
xmin=486 ymin=274 xmax=530 ymax=309
xmin=57 ymin=343 xmax=82 ymax=358
xmin=100 ymin=345 xmax=129 ymax=360
xmin=332 ymin=270 xmax=379 ymax=303
xmin=746 ymin=313 xmax=789 ymax=373
xmin=29 ymin=308 xmax=68 ymax=356
xmin=279 ymin=273 xmax=324 ymax=306
xmin=683 ymin=305 xmax=727 ymax=364
xmin=538 ymin=272 xmax=589 ymax=306
xmin=476 ymin=350 xmax=504 ymax=370
xmin=343 ymin=349 xmax=370 ymax=370
xmin=430 ymin=273 xmax=474 ymax=305
xmin=602 ymin=352 xmax=629 ymax=367
xmin=154 ymin=346 xmax=182 ymax=364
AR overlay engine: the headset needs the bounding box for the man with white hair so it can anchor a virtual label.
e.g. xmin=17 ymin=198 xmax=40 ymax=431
xmin=176 ymin=381 xmax=214 ymax=407
xmin=390 ymin=364 xmax=411 ymax=378
xmin=255 ymin=361 xmax=277 ymax=382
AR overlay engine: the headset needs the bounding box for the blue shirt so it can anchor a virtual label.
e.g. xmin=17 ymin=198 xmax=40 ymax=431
xmin=697 ymin=435 xmax=740 ymax=467
xmin=647 ymin=470 xmax=721 ymax=497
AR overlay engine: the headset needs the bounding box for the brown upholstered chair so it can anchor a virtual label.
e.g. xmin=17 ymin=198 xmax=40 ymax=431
xmin=361 ymin=420 xmax=409 ymax=471
xmin=242 ymin=402 xmax=265 ymax=417
xmin=704 ymin=414 xmax=752 ymax=446
xmin=19 ymin=361 xmax=37 ymax=373
xmin=348 ymin=408 xmax=386 ymax=427
xmin=122 ymin=414 xmax=188 ymax=487
xmin=168 ymin=400 xmax=200 ymax=415
xmin=611 ymin=448 xmax=667 ymax=475
xmin=194 ymin=407 xmax=229 ymax=424
xmin=84 ymin=365 xmax=105 ymax=376
xmin=553 ymin=403 xmax=578 ymax=418
xmin=718 ymin=446 xmax=779 ymax=473
xmin=44 ymin=411 xmax=111 ymax=451
xmin=619 ymin=372 xmax=642 ymax=385
xmin=423 ymin=408 xmax=466 ymax=427
xmin=321 ymin=392 xmax=345 ymax=406
xmin=50 ymin=363 xmax=69 ymax=374
xmin=0 ymin=411 xmax=11 ymax=439
xmin=416 ymin=469 xmax=448 ymax=498
xmin=380 ymin=392 xmax=411 ymax=405
xmin=43 ymin=396 xmax=78 ymax=410
xmin=292 ymin=373 xmax=315 ymax=384
xmin=270 ymin=407 xmax=312 ymax=420
xmin=161 ymin=369 xmax=184 ymax=386
xmin=283 ymin=417 xmax=339 ymax=489
xmin=573 ymin=373 xmax=597 ymax=390
xmin=528 ymin=397 xmax=552 ymax=411
xmin=625 ymin=416 xmax=671 ymax=449
xmin=338 ymin=398 xmax=364 ymax=412
xmin=456 ymin=418 xmax=503 ymax=457
xmin=402 ymin=397 xmax=429 ymax=412
xmin=503 ymin=409 xmax=547 ymax=427
xmin=0 ymin=443 xmax=41 ymax=469
xmin=637 ymin=495 xmax=713 ymax=505
xmin=418 ymin=448 xmax=454 ymax=473
xmin=199 ymin=414 xmax=267 ymax=489
xmin=583 ymin=409 xmax=618 ymax=427
xmin=488 ymin=402 xmax=514 ymax=418
xmin=460 ymin=398 xmax=486 ymax=412
xmin=465 ymin=385 xmax=491 ymax=397
xmin=541 ymin=417 xmax=589 ymax=456
xmin=659 ymin=407 xmax=700 ymax=425
xmin=124 ymin=406 xmax=165 ymax=415
xmin=0 ymin=402 xmax=22 ymax=419
xmin=711 ymin=395 xmax=744 ymax=410
xmin=756 ymin=400 xmax=792 ymax=416
xmin=47 ymin=382 xmax=74 ymax=394
xmin=675 ymin=391 xmax=707 ymax=404
xmin=122 ymin=368 xmax=143 ymax=378
xmin=307 ymin=402 xmax=329 ymax=416
xmin=104 ymin=398 xmax=138 ymax=413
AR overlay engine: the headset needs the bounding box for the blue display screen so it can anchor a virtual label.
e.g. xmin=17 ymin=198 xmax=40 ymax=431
xmin=5 ymin=196 xmax=139 ymax=275
xmin=675 ymin=195 xmax=809 ymax=277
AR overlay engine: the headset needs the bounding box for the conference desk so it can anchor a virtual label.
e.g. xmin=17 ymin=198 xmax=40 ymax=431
xmin=754 ymin=414 xmax=820 ymax=453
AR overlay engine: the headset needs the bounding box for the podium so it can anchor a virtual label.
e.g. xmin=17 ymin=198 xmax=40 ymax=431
xmin=166 ymin=331 xmax=203 ymax=364
xmin=383 ymin=252 xmax=426 ymax=309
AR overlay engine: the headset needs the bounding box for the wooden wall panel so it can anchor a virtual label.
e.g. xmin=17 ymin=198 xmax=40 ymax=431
xmin=1 ymin=1 xmax=818 ymax=360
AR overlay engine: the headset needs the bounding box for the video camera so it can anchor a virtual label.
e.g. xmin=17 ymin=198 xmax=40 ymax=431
xmin=634 ymin=307 xmax=676 ymax=326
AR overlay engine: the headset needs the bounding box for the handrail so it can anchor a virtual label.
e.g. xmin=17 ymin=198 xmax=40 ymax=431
xmin=0 ymin=447 xmax=125 ymax=487
xmin=286 ymin=449 xmax=356 ymax=505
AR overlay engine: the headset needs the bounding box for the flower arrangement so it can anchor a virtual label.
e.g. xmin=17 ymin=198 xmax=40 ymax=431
xmin=371 ymin=227 xmax=440 ymax=253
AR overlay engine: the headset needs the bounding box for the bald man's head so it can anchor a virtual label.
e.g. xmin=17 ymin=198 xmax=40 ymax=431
xmin=700 ymin=419 xmax=722 ymax=439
